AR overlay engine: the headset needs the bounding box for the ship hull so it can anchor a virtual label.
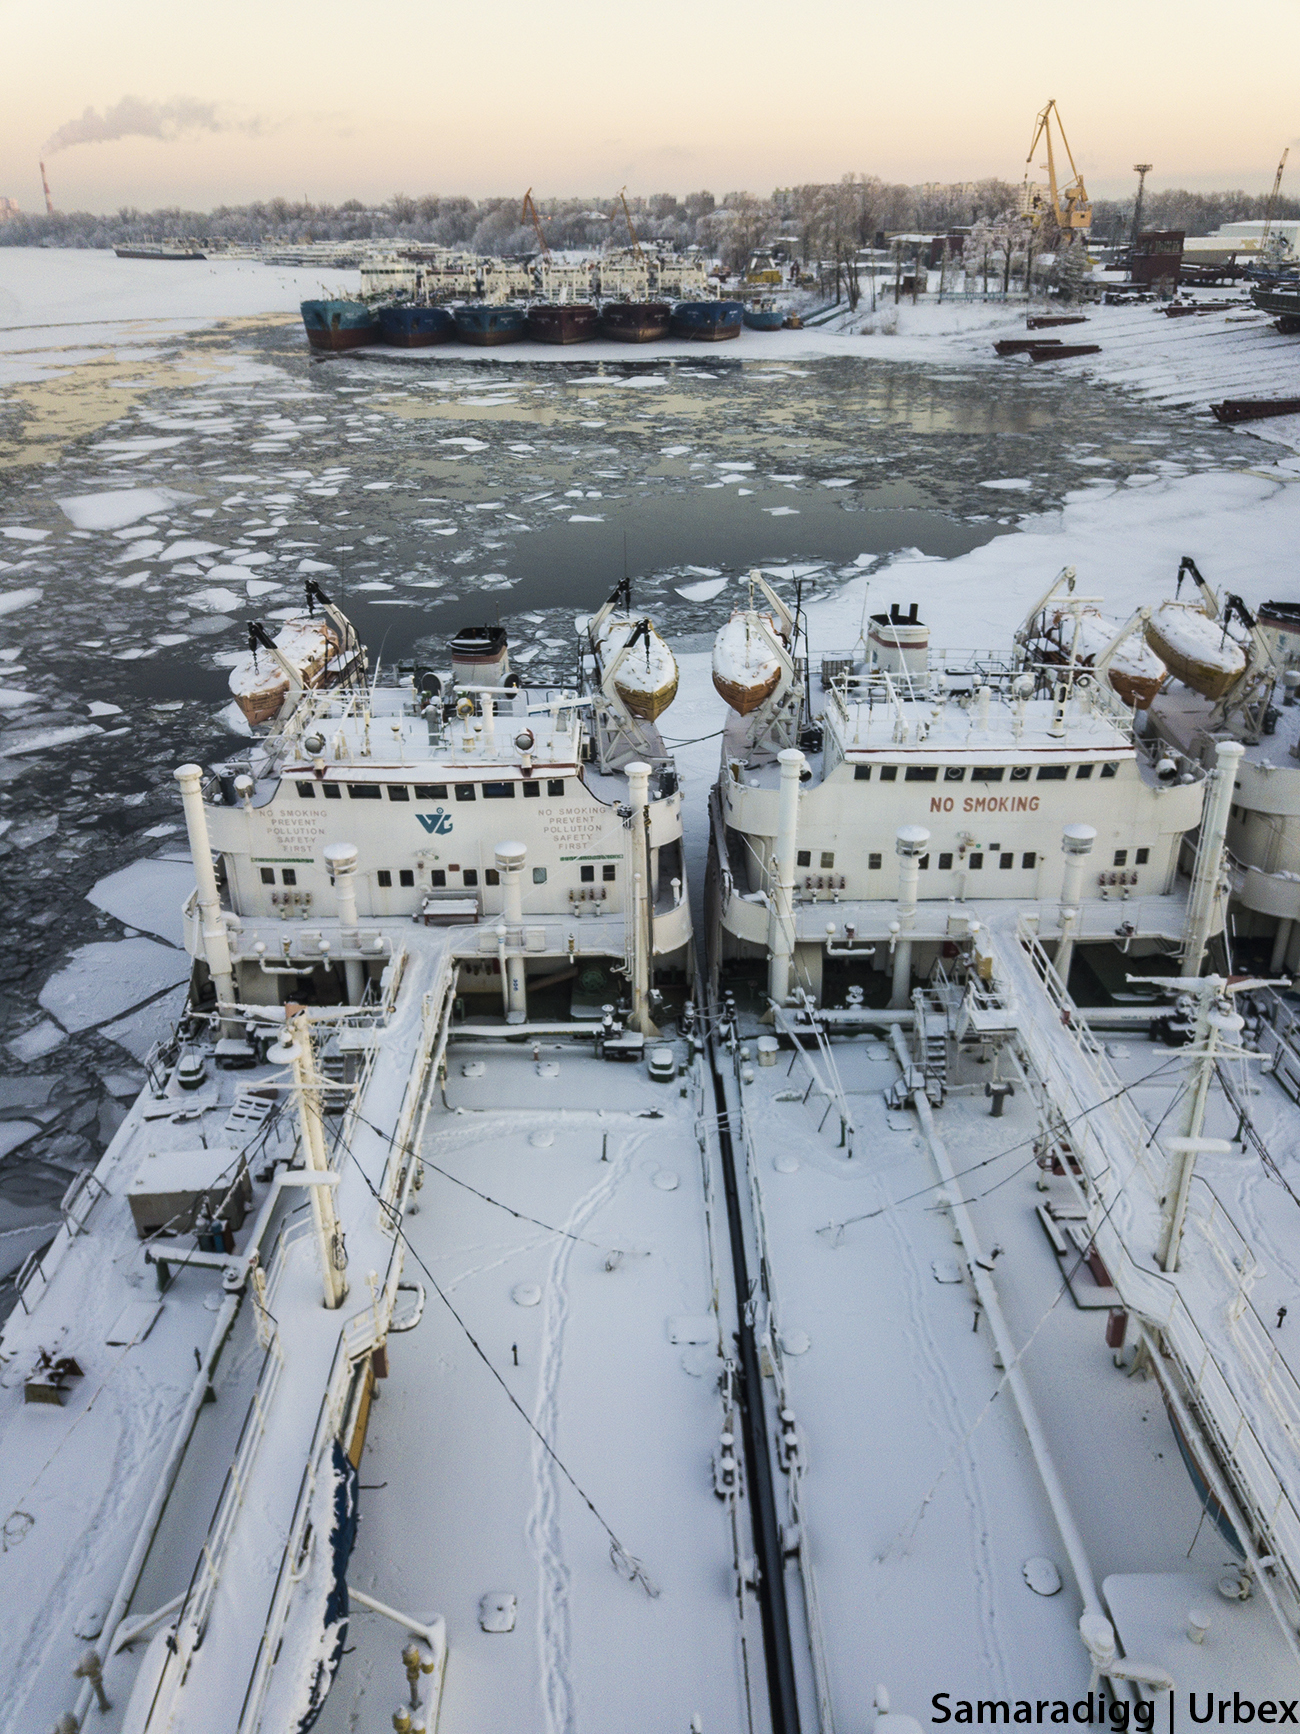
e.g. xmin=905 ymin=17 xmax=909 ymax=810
xmin=452 ymin=305 xmax=527 ymax=346
xmin=301 ymin=300 xmax=379 ymax=351
xmin=671 ymin=300 xmax=744 ymax=341
xmin=378 ymin=304 xmax=456 ymax=346
xmin=742 ymin=308 xmax=784 ymax=331
xmin=527 ymin=304 xmax=600 ymax=344
xmin=600 ymin=302 xmax=671 ymax=342
xmin=114 ymin=246 xmax=206 ymax=261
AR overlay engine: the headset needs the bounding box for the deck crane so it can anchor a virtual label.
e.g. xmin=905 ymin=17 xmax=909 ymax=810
xmin=521 ymin=187 xmax=551 ymax=262
xmin=1260 ymin=148 xmax=1290 ymax=258
xmin=617 ymin=186 xmax=645 ymax=260
xmin=1021 ymin=100 xmax=1091 ymax=237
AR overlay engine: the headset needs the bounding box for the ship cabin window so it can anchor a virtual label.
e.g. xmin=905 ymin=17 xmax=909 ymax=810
xmin=281 ymin=869 xmax=296 ymax=886
xmin=533 ymin=867 xmax=548 ymax=884
xmin=548 ymin=779 xmax=565 ymax=797
xmin=1037 ymin=765 xmax=1068 ymax=781
xmin=904 ymin=766 xmax=937 ymax=782
xmin=797 ymin=850 xmax=811 ymax=867
xmin=879 ymin=765 xmax=898 ymax=782
xmin=523 ymin=781 xmax=541 ymax=797
xmin=1023 ymin=852 xmax=1037 ymax=869
xmin=969 ymin=852 xmax=984 ymax=870
xmin=1075 ymin=764 xmax=1093 ymax=779
xmin=603 ymin=864 xmax=617 ymax=881
xmin=463 ymin=869 xmax=479 ymax=887
xmin=485 ymin=869 xmax=500 ymax=886
xmin=482 ymin=782 xmax=514 ymax=799
xmin=296 ymin=781 xmax=316 ymax=798
xmin=918 ymin=854 xmax=930 ymax=870
xmin=1009 ymin=766 xmax=1031 ymax=782
xmin=377 ymin=870 xmax=392 ymax=887
xmin=971 ymin=767 xmax=1004 ymax=783
xmin=1000 ymin=853 xmax=1014 ymax=869
xmin=1136 ymin=848 xmax=1149 ymax=865
xmin=414 ymin=784 xmax=448 ymax=800
xmin=1113 ymin=850 xmax=1128 ymax=867
xmin=348 ymin=783 xmax=381 ymax=799
xmin=820 ymin=852 xmax=834 ymax=869
xmin=868 ymin=853 xmax=882 ymax=870
xmin=938 ymin=852 xmax=954 ymax=870
xmin=260 ymin=867 xmax=275 ymax=885
xmin=854 ymin=765 xmax=871 ymax=781
xmin=400 ymin=869 xmax=414 ymax=887
xmin=944 ymin=767 xmax=965 ymax=782
xmin=580 ymin=864 xmax=595 ymax=883
xmin=387 ymin=785 xmax=410 ymax=801
xmin=324 ymin=784 xmax=341 ymax=799
xmin=455 ymin=784 xmax=476 ymax=802
xmin=1101 ymin=763 xmax=1119 ymax=779
xmin=431 ymin=869 xmax=446 ymax=887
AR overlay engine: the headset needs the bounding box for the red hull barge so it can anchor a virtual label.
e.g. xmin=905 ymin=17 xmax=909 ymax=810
xmin=600 ymin=302 xmax=670 ymax=342
xmin=527 ymin=304 xmax=600 ymax=344
xmin=1211 ymin=396 xmax=1300 ymax=423
xmin=995 ymin=338 xmax=1062 ymax=356
xmin=1030 ymin=342 xmax=1101 ymax=362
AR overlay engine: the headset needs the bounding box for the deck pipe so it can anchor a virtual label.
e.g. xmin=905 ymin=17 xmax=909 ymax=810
xmin=1182 ymin=738 xmax=1244 ymax=975
xmin=1271 ymin=917 xmax=1294 ymax=976
xmin=768 ymin=749 xmax=805 ymax=1008
xmin=625 ymin=763 xmax=660 ymax=1035
xmin=496 ymin=841 xmax=528 ymax=1024
xmin=890 ymin=826 xmax=930 ymax=1008
xmin=324 ymin=842 xmax=366 ymax=1005
xmin=285 ymin=1011 xmax=349 ymax=1309
xmin=175 ymin=764 xmax=235 ymax=1015
xmin=1053 ymin=823 xmax=1097 ymax=988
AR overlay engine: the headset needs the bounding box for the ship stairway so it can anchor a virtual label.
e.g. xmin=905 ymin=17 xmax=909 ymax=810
xmin=910 ymin=984 xmax=953 ymax=1105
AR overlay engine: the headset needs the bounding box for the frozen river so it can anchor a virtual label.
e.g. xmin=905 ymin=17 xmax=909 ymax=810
xmin=0 ymin=251 xmax=1270 ymax=1277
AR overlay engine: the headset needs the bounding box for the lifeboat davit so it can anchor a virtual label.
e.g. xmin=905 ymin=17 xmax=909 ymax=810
xmin=1144 ymin=602 xmax=1246 ymax=701
xmin=596 ymin=615 xmax=679 ymax=720
xmin=228 ymin=616 xmax=356 ymax=725
xmin=1036 ymin=606 xmax=1168 ymax=709
xmin=712 ymin=612 xmax=786 ymax=715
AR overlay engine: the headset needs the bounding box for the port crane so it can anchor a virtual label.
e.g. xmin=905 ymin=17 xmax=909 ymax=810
xmin=1021 ymin=100 xmax=1091 ymax=236
xmin=617 ymin=186 xmax=645 ymax=261
xmin=1260 ymin=148 xmax=1290 ymax=258
xmin=521 ymin=187 xmax=551 ymax=262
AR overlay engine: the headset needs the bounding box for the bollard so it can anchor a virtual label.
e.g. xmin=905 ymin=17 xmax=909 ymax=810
xmin=73 ymin=1648 xmax=110 ymax=1712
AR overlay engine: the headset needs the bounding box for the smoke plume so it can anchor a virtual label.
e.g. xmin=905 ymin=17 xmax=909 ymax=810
xmin=44 ymin=96 xmax=260 ymax=154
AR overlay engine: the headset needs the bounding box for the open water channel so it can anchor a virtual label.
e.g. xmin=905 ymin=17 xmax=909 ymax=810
xmin=0 ymin=306 xmax=1261 ymax=1274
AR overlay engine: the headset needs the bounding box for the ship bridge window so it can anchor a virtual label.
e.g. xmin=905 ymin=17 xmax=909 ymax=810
xmin=1009 ymin=766 xmax=1031 ymax=782
xmin=524 ymin=781 xmax=541 ymax=797
xmin=854 ymin=765 xmax=871 ymax=782
xmin=387 ymin=785 xmax=410 ymax=801
xmin=918 ymin=854 xmax=930 ymax=870
xmin=1136 ymin=848 xmax=1149 ymax=865
xmin=414 ymin=783 xmax=448 ymax=800
xmin=904 ymin=766 xmax=938 ymax=782
xmin=378 ymin=870 xmax=393 ymax=887
xmin=431 ymin=869 xmax=446 ymax=888
xmin=603 ymin=864 xmax=616 ymax=881
xmin=797 ymin=850 xmax=811 ymax=867
xmin=485 ymin=869 xmax=500 ymax=886
xmin=1113 ymin=850 xmax=1128 ymax=867
xmin=971 ymin=767 xmax=1004 ymax=783
xmin=1036 ymin=765 xmax=1068 ymax=781
xmin=819 ymin=852 xmax=834 ymax=869
xmin=282 ymin=869 xmax=297 ymax=886
xmin=944 ymin=767 xmax=965 ymax=782
xmin=324 ymin=784 xmax=341 ymax=799
xmin=348 ymin=784 xmax=381 ymax=800
xmin=455 ymin=784 xmax=476 ymax=802
xmin=938 ymin=852 xmax=953 ymax=870
xmin=968 ymin=853 xmax=984 ymax=870
xmin=1000 ymin=853 xmax=1014 ymax=869
xmin=1023 ymin=852 xmax=1037 ymax=869
xmin=463 ymin=869 xmax=478 ymax=887
xmin=1075 ymin=764 xmax=1093 ymax=779
xmin=548 ymin=779 xmax=565 ymax=797
xmin=296 ymin=781 xmax=316 ymax=798
xmin=1101 ymin=762 xmax=1119 ymax=778
xmin=879 ymin=765 xmax=897 ymax=782
xmin=260 ymin=867 xmax=275 ymax=885
xmin=533 ymin=866 xmax=548 ymax=884
xmin=581 ymin=864 xmax=595 ymax=883
xmin=483 ymin=781 xmax=515 ymax=799
xmin=400 ymin=869 xmax=414 ymax=887
xmin=868 ymin=852 xmax=882 ymax=870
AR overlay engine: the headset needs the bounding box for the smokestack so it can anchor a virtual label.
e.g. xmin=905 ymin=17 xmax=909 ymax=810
xmin=39 ymin=161 xmax=53 ymax=216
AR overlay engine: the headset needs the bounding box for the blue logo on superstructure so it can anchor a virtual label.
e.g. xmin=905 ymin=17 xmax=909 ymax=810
xmin=416 ymin=808 xmax=454 ymax=836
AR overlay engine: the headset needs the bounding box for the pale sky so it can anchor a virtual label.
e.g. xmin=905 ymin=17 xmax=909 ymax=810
xmin=5 ymin=0 xmax=1299 ymax=214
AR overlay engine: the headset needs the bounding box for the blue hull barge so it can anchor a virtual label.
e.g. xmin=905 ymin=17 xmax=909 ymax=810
xmin=378 ymin=304 xmax=456 ymax=346
xmin=300 ymin=299 xmax=379 ymax=352
xmin=743 ymin=303 xmax=784 ymax=331
xmin=670 ymin=299 xmax=744 ymax=341
xmin=452 ymin=304 xmax=527 ymax=346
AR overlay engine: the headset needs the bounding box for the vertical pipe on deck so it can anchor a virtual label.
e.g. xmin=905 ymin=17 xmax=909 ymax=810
xmin=496 ymin=840 xmax=528 ymax=1023
xmin=625 ymin=763 xmax=659 ymax=1035
xmin=1183 ymin=739 xmax=1244 ymax=976
xmin=324 ymin=842 xmax=365 ymax=1005
xmin=1054 ymin=823 xmax=1097 ymax=990
xmin=175 ymin=764 xmax=236 ymax=1015
xmin=768 ymin=749 xmax=805 ymax=1008
xmin=890 ymin=825 xmax=930 ymax=1009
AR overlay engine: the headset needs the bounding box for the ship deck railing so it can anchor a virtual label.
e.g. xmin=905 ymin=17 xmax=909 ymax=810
xmin=997 ymin=919 xmax=1300 ymax=1636
xmin=822 ymin=656 xmax=1146 ymax=740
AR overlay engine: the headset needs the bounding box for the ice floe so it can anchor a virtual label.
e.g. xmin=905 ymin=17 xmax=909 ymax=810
xmin=38 ymin=938 xmax=190 ymax=1033
xmin=57 ymin=487 xmax=193 ymax=530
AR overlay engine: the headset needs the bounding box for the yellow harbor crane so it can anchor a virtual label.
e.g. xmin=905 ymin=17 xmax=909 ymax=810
xmin=1021 ymin=100 xmax=1092 ymax=236
xmin=521 ymin=187 xmax=551 ymax=262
